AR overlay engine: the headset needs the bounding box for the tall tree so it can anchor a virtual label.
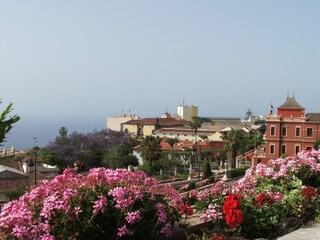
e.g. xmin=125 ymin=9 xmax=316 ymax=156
xmin=103 ymin=143 xmax=138 ymax=169
xmin=40 ymin=148 xmax=65 ymax=172
xmin=199 ymin=135 xmax=208 ymax=141
xmin=166 ymin=138 xmax=179 ymax=150
xmin=140 ymin=135 xmax=161 ymax=175
xmin=189 ymin=116 xmax=203 ymax=140
xmin=59 ymin=127 xmax=68 ymax=138
xmin=189 ymin=116 xmax=203 ymax=178
xmin=47 ymin=129 xmax=132 ymax=170
xmin=0 ymin=101 xmax=20 ymax=145
xmin=314 ymin=139 xmax=320 ymax=150
xmin=56 ymin=127 xmax=68 ymax=144
xmin=245 ymin=109 xmax=253 ymax=120
xmin=222 ymin=128 xmax=245 ymax=169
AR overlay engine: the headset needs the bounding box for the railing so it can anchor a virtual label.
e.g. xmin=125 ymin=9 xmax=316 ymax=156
xmin=0 ymin=151 xmax=15 ymax=158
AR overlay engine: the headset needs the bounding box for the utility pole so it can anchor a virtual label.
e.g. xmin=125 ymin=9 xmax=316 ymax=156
xmin=33 ymin=137 xmax=37 ymax=185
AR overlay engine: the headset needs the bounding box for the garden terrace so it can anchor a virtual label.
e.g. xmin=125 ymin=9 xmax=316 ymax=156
xmin=0 ymin=149 xmax=320 ymax=239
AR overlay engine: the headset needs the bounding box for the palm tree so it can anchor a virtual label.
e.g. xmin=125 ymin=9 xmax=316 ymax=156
xmin=59 ymin=127 xmax=68 ymax=138
xmin=222 ymin=128 xmax=245 ymax=169
xmin=189 ymin=116 xmax=203 ymax=141
xmin=140 ymin=135 xmax=161 ymax=175
xmin=0 ymin=101 xmax=20 ymax=145
xmin=189 ymin=116 xmax=203 ymax=179
xmin=166 ymin=137 xmax=179 ymax=162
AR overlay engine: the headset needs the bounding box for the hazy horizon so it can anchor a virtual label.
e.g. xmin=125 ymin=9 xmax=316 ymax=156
xmin=1 ymin=1 xmax=319 ymax=150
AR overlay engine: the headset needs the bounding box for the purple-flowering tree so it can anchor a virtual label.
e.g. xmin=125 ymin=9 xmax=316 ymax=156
xmin=44 ymin=129 xmax=135 ymax=171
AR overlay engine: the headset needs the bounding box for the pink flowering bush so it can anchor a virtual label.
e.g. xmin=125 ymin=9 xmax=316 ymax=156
xmin=0 ymin=168 xmax=181 ymax=240
xmin=192 ymin=149 xmax=320 ymax=239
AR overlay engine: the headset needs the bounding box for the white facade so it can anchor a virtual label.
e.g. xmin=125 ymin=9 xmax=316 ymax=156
xmin=153 ymin=129 xmax=223 ymax=141
xmin=106 ymin=114 xmax=139 ymax=131
xmin=177 ymin=105 xmax=198 ymax=121
xmin=22 ymin=162 xmax=59 ymax=174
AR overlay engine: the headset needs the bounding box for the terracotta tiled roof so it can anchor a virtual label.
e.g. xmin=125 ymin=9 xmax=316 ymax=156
xmin=154 ymin=127 xmax=216 ymax=135
xmin=123 ymin=118 xmax=188 ymax=127
xmin=202 ymin=118 xmax=244 ymax=131
xmin=278 ymin=97 xmax=304 ymax=109
xmin=133 ymin=140 xmax=225 ymax=152
xmin=306 ymin=113 xmax=320 ymax=122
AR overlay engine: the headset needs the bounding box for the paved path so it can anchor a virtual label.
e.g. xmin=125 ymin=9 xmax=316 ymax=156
xmin=277 ymin=223 xmax=320 ymax=240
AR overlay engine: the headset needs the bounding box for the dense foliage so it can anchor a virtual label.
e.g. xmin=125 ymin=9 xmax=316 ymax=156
xmin=0 ymin=100 xmax=20 ymax=145
xmin=0 ymin=168 xmax=181 ymax=240
xmin=139 ymin=136 xmax=162 ymax=175
xmin=187 ymin=149 xmax=320 ymax=239
xmin=42 ymin=129 xmax=138 ymax=171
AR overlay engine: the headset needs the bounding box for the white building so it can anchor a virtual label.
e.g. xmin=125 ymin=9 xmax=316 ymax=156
xmin=106 ymin=113 xmax=139 ymax=131
xmin=176 ymin=105 xmax=198 ymax=121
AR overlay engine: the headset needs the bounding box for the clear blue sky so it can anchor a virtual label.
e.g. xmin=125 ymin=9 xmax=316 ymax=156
xmin=1 ymin=1 xmax=319 ymax=150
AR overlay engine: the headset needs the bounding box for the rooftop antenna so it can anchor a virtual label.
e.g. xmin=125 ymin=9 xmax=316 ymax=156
xmin=293 ymin=90 xmax=295 ymax=98
xmin=182 ymin=98 xmax=185 ymax=106
xmin=287 ymin=90 xmax=289 ymax=98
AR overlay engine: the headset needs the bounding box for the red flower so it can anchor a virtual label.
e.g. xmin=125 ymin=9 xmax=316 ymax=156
xmin=256 ymin=193 xmax=265 ymax=204
xmin=256 ymin=192 xmax=276 ymax=207
xmin=225 ymin=208 xmax=244 ymax=228
xmin=302 ymin=186 xmax=318 ymax=201
xmin=222 ymin=194 xmax=241 ymax=214
xmin=222 ymin=194 xmax=244 ymax=229
xmin=179 ymin=202 xmax=193 ymax=216
xmin=210 ymin=235 xmax=223 ymax=240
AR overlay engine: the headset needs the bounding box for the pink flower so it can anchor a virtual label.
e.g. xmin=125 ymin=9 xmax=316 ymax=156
xmin=0 ymin=168 xmax=180 ymax=239
xmin=117 ymin=224 xmax=131 ymax=236
xmin=125 ymin=210 xmax=142 ymax=224
xmin=160 ymin=224 xmax=171 ymax=237
xmin=41 ymin=234 xmax=55 ymax=240
xmin=156 ymin=203 xmax=168 ymax=223
xmin=200 ymin=204 xmax=222 ymax=222
xmin=74 ymin=206 xmax=82 ymax=216
xmin=144 ymin=177 xmax=158 ymax=186
xmin=92 ymin=196 xmax=107 ymax=214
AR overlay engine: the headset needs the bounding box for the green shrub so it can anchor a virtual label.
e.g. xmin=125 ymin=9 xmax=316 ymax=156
xmin=188 ymin=181 xmax=196 ymax=190
xmin=226 ymin=167 xmax=249 ymax=178
xmin=202 ymin=161 xmax=213 ymax=180
xmin=208 ymin=174 xmax=216 ymax=184
xmin=3 ymin=187 xmax=27 ymax=201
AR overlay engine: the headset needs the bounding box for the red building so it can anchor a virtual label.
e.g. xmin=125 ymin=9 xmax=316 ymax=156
xmin=253 ymin=97 xmax=320 ymax=165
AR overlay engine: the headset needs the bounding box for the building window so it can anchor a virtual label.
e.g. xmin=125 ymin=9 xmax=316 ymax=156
xmin=295 ymin=127 xmax=301 ymax=137
xmin=307 ymin=128 xmax=313 ymax=137
xmin=270 ymin=126 xmax=276 ymax=136
xmin=295 ymin=145 xmax=300 ymax=154
xmin=281 ymin=144 xmax=286 ymax=155
xmin=270 ymin=144 xmax=275 ymax=154
xmin=306 ymin=146 xmax=312 ymax=151
xmin=282 ymin=126 xmax=287 ymax=136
